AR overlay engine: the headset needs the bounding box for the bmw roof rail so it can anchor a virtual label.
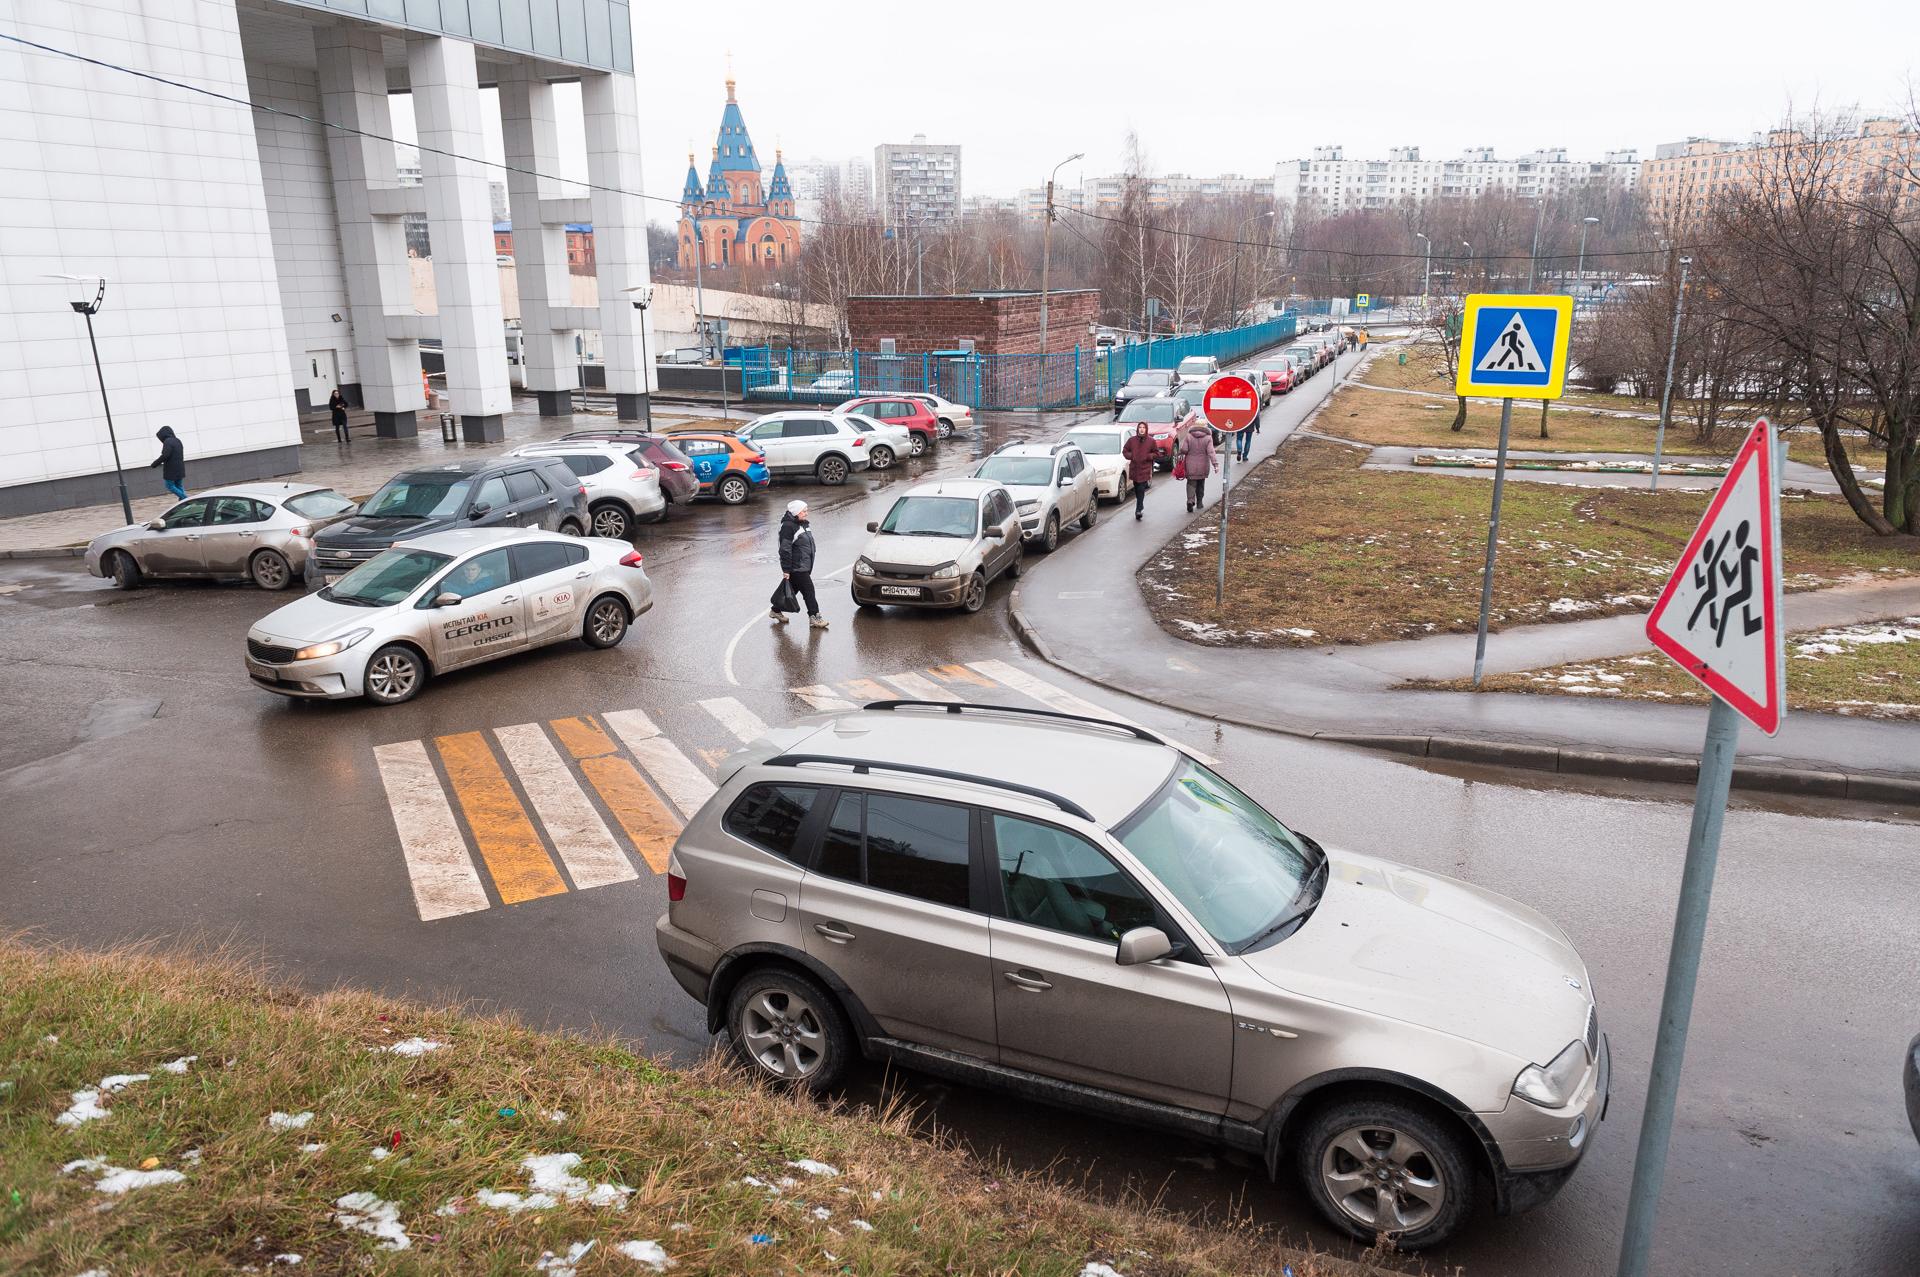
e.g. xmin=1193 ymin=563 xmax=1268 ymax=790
xmin=859 ymin=699 xmax=1171 ymax=748
xmin=762 ymin=753 xmax=1093 ymax=821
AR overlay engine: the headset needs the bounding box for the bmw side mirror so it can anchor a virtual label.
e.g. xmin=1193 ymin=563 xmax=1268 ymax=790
xmin=433 ymin=592 xmax=461 ymax=608
xmin=1116 ymin=926 xmax=1173 ymax=966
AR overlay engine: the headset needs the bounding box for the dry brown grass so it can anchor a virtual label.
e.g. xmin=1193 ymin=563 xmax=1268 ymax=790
xmin=0 ymin=939 xmax=1411 ymax=1277
xmin=1138 ymin=438 xmax=1917 ymax=647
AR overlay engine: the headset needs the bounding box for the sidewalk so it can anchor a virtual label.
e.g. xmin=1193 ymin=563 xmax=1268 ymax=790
xmin=1010 ymin=353 xmax=1920 ymax=806
xmin=0 ymin=398 xmax=713 ymax=557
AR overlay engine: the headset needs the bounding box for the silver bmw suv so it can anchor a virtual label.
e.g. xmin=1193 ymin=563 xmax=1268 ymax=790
xmin=655 ymin=702 xmax=1608 ymax=1250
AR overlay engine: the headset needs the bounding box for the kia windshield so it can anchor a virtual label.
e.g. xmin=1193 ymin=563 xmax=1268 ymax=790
xmin=322 ymin=549 xmax=452 ymax=607
xmin=974 ymin=456 xmax=1055 ymax=486
xmin=359 ymin=474 xmax=473 ymax=520
xmin=1115 ymin=759 xmax=1320 ymax=953
xmin=878 ymin=496 xmax=978 ymax=537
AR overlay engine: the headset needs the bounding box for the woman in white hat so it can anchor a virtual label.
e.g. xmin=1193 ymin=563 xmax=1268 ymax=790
xmin=774 ymin=498 xmax=827 ymax=629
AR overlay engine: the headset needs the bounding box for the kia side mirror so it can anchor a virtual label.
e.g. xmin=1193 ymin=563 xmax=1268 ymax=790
xmin=433 ymin=592 xmax=461 ymax=608
xmin=1116 ymin=926 xmax=1173 ymax=966
xmin=145 ymin=519 xmax=166 ymax=531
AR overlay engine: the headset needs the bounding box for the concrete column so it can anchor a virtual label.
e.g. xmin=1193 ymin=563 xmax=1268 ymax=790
xmin=315 ymin=24 xmax=421 ymax=438
xmin=408 ymin=35 xmax=512 ymax=441
xmin=497 ymin=69 xmax=575 ymax=418
xmin=583 ymin=71 xmax=655 ymax=422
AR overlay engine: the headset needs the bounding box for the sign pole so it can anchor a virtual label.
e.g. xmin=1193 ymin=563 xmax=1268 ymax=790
xmin=1216 ymin=445 xmax=1231 ymax=610
xmin=1613 ymin=695 xmax=1740 ymax=1277
xmin=1471 ymin=397 xmax=1514 ymax=686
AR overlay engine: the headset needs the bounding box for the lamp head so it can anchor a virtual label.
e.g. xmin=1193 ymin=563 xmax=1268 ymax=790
xmin=46 ymin=273 xmax=107 ymax=314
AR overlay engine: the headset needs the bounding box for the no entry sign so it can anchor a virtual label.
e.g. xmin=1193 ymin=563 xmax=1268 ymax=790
xmin=1202 ymin=375 xmax=1260 ymax=432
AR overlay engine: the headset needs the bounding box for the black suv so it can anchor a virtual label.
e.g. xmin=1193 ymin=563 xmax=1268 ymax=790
xmin=311 ymin=457 xmax=590 ymax=581
xmin=1111 ymin=367 xmax=1179 ymax=417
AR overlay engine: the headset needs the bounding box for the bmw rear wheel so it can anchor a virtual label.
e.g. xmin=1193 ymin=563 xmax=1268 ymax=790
xmin=726 ymin=967 xmax=852 ymax=1092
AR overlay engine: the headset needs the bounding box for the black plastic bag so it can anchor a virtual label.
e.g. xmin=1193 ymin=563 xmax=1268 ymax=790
xmin=770 ymin=578 xmax=800 ymax=613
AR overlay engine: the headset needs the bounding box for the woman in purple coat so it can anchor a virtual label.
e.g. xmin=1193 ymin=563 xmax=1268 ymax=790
xmin=1176 ymin=421 xmax=1217 ymax=512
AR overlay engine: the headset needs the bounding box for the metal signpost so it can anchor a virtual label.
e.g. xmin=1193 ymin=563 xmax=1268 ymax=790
xmin=1616 ymin=419 xmax=1785 ymax=1277
xmin=1453 ymin=293 xmax=1575 ymax=684
xmin=1201 ymin=374 xmax=1261 ymax=610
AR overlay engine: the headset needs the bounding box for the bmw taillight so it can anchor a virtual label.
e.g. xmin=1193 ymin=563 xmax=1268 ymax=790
xmin=619 ymin=550 xmax=644 ymax=568
xmin=667 ymin=871 xmax=686 ymax=902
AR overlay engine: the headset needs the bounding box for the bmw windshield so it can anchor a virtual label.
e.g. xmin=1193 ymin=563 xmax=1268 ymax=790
xmin=323 ymin=549 xmax=451 ymax=607
xmin=1116 ymin=759 xmax=1322 ymax=953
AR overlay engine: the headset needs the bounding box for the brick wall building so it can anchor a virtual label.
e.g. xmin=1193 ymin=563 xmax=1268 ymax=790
xmin=847 ymin=289 xmax=1101 ymax=355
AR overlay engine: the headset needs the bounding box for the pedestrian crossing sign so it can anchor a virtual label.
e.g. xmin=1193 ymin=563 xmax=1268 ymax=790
xmin=1455 ymin=293 xmax=1574 ymax=400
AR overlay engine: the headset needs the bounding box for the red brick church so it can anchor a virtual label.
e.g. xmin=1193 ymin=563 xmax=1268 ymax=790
xmin=677 ymin=78 xmax=802 ymax=271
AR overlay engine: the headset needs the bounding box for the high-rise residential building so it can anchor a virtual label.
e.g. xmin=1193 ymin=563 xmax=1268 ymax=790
xmin=874 ymin=134 xmax=962 ymax=227
xmin=0 ymin=0 xmax=658 ymax=515
xmin=675 ymin=78 xmax=802 ymax=271
xmin=783 ymin=155 xmax=873 ymax=221
xmin=1018 ymin=172 xmax=1273 ymax=220
xmin=1640 ymin=118 xmax=1918 ymax=228
xmin=1274 ymin=146 xmax=1641 ymax=215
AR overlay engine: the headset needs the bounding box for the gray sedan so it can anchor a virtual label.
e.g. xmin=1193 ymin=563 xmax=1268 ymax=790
xmin=87 ymin=483 xmax=358 ymax=591
xmin=244 ymin=527 xmax=652 ymax=705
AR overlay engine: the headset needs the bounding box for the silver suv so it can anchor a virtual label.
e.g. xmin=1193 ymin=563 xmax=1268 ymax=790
xmin=971 ymin=441 xmax=1097 ymax=552
xmin=655 ymin=703 xmax=1608 ymax=1251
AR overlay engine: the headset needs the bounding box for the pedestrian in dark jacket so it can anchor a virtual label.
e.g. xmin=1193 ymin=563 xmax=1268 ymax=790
xmin=1176 ymin=422 xmax=1216 ymax=511
xmin=328 ymin=388 xmax=350 ymax=443
xmin=1121 ymin=422 xmax=1156 ymax=521
xmin=774 ymin=499 xmax=827 ymax=629
xmin=150 ymin=426 xmax=187 ymax=500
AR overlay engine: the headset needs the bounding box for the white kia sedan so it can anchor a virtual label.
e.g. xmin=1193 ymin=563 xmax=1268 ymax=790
xmin=244 ymin=527 xmax=652 ymax=705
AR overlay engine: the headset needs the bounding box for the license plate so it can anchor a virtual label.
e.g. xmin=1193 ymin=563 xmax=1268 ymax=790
xmin=878 ymin=585 xmax=923 ymax=598
xmin=245 ymin=659 xmax=277 ymax=681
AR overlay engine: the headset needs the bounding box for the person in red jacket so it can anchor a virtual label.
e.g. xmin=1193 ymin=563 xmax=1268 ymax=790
xmin=1121 ymin=421 xmax=1157 ymax=521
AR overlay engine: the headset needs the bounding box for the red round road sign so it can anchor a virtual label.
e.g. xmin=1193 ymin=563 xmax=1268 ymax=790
xmin=1202 ymin=374 xmax=1260 ymax=432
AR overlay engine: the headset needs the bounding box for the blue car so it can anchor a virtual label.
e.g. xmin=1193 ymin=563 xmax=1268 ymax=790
xmin=669 ymin=432 xmax=771 ymax=506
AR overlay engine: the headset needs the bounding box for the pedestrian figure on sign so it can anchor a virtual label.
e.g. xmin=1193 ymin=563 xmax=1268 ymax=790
xmin=150 ymin=425 xmax=187 ymax=500
xmin=1685 ymin=530 xmax=1728 ymax=636
xmin=1494 ymin=320 xmax=1532 ymax=370
xmin=773 ymin=499 xmax=828 ymax=630
xmin=1714 ymin=520 xmax=1763 ymax=646
xmin=1121 ymin=421 xmax=1156 ymax=521
xmin=328 ymin=387 xmax=350 ymax=443
xmin=1176 ymin=419 xmax=1217 ymax=512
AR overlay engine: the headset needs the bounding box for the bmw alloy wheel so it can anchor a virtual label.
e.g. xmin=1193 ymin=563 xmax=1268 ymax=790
xmin=739 ymin=987 xmax=827 ymax=1080
xmin=1319 ymin=1124 xmax=1447 ymax=1236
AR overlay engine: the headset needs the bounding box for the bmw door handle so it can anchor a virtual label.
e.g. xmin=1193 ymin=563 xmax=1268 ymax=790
xmin=1003 ymin=969 xmax=1052 ymax=992
xmin=814 ymin=922 xmax=855 ymax=943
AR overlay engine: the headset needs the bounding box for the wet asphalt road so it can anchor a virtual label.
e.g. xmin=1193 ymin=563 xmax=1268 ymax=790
xmin=1 ymin=401 xmax=1917 ymax=1276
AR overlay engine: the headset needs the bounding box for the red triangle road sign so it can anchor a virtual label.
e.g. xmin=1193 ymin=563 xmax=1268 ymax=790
xmin=1644 ymin=420 xmax=1786 ymax=735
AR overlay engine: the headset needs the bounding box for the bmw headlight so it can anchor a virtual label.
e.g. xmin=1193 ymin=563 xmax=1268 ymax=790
xmin=929 ymin=561 xmax=959 ymax=580
xmin=294 ymin=628 xmax=372 ymax=662
xmin=1512 ymin=1039 xmax=1590 ymax=1108
xmin=854 ymin=558 xmax=876 ymax=578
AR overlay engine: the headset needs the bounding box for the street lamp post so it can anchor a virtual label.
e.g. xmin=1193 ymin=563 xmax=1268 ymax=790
xmin=1577 ymin=216 xmax=1601 ymax=279
xmin=623 ymin=284 xmax=655 ymax=427
xmin=1415 ymin=231 xmax=1431 ymax=299
xmin=1460 ymin=241 xmax=1471 ymax=291
xmin=1527 ymin=198 xmax=1544 ymax=290
xmin=1650 ymin=254 xmax=1693 ymax=491
xmin=1037 ymin=150 xmax=1084 ymax=391
xmin=54 ymin=275 xmax=133 ymax=523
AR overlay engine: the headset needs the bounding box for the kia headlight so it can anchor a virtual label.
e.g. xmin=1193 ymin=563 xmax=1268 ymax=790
xmin=294 ymin=628 xmax=372 ymax=662
xmin=929 ymin=561 xmax=959 ymax=580
xmin=854 ymin=558 xmax=876 ymax=577
xmin=1512 ymin=1039 xmax=1589 ymax=1108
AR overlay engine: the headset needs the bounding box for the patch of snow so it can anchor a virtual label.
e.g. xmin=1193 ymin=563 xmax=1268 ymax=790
xmin=810 ymin=1206 xmax=831 ymax=1221
xmin=382 ymin=1037 xmax=444 ymax=1056
xmin=56 ymin=1089 xmax=112 ymax=1126
xmin=535 ymin=1241 xmax=596 ymax=1276
xmin=521 ymin=1153 xmax=633 ymax=1209
xmin=1595 ymin=673 xmax=1627 ymax=684
xmin=615 ymin=1240 xmax=672 ymax=1271
xmin=1081 ymin=1265 xmax=1127 ymax=1277
xmin=472 ymin=1188 xmax=557 ymax=1213
xmin=180 ymin=1148 xmax=201 ymax=1165
xmin=1547 ymin=597 xmax=1597 ymax=614
xmin=98 ymin=1074 xmax=148 ymax=1092
xmin=741 ymin=1175 xmax=779 ymax=1193
xmin=787 ymin=1159 xmax=840 ymax=1177
xmin=160 ymin=1056 xmax=196 ymax=1074
xmin=1281 ymin=627 xmax=1318 ymax=638
xmin=271 ymin=1256 xmax=301 ymax=1267
xmin=333 ymin=1192 xmax=410 ymax=1251
xmin=267 ymin=1111 xmax=313 ymax=1131
xmin=299 ymin=1143 xmax=327 ymax=1154
xmin=367 ymin=1147 xmax=390 ymax=1161
xmin=62 ymin=1158 xmax=186 ymax=1195
xmin=44 ymin=1034 xmax=57 ymax=1043
xmin=71 ymin=1270 xmax=110 ymax=1277
xmin=850 ymin=1219 xmax=874 ymax=1232
xmin=545 ymin=1109 xmax=568 ymax=1123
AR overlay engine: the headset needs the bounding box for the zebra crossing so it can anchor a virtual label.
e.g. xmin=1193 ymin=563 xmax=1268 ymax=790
xmin=372 ymin=662 xmax=1204 ymax=921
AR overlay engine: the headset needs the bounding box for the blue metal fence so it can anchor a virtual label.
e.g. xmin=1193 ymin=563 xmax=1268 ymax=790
xmin=734 ymin=312 xmax=1301 ymax=412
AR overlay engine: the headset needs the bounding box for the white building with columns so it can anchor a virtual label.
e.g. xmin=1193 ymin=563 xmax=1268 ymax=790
xmin=0 ymin=0 xmax=653 ymax=516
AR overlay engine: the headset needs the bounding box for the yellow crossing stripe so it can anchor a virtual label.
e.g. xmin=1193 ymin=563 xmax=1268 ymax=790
xmin=434 ymin=731 xmax=567 ymax=905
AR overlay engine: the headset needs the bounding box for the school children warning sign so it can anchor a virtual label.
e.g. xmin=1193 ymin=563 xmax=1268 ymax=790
xmin=1644 ymin=419 xmax=1787 ymax=735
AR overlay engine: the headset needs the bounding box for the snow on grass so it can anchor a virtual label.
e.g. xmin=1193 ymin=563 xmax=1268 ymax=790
xmin=1081 ymin=1264 xmax=1127 ymax=1277
xmin=1792 ymin=616 xmax=1920 ymax=659
xmin=267 ymin=1111 xmax=313 ymax=1130
xmin=786 ymin=1159 xmax=839 ymax=1177
xmin=159 ymin=1055 xmax=196 ymax=1074
xmin=56 ymin=1071 xmax=155 ymax=1126
xmin=381 ymin=1037 xmax=444 ymax=1056
xmin=535 ymin=1240 xmax=596 ymax=1276
xmin=62 ymin=1158 xmax=186 ymax=1194
xmin=472 ymin=1153 xmax=634 ymax=1214
xmin=1548 ymin=597 xmax=1597 ymax=614
xmin=298 ymin=1143 xmax=326 ymax=1154
xmin=332 ymin=1192 xmax=409 ymax=1250
xmin=615 ymin=1239 xmax=673 ymax=1270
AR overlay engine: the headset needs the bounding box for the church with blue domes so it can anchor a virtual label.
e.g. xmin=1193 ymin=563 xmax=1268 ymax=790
xmin=676 ymin=77 xmax=801 ymax=272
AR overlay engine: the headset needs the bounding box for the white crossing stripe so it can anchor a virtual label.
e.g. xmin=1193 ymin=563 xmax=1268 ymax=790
xmin=698 ymin=696 xmax=773 ymax=746
xmin=792 ymin=684 xmax=857 ymax=713
xmin=373 ymin=739 xmax=491 ymax=921
xmin=602 ymin=708 xmax=718 ymax=820
xmin=493 ymin=723 xmax=637 ymax=890
xmin=965 ymin=659 xmax=1219 ymax=765
xmin=881 ymin=671 xmax=961 ymax=702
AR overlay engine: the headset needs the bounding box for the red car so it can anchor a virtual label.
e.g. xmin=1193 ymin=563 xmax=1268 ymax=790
xmin=1114 ymin=395 xmax=1196 ymax=469
xmin=836 ymin=396 xmax=938 ymax=456
xmin=1256 ymin=358 xmax=1296 ymax=395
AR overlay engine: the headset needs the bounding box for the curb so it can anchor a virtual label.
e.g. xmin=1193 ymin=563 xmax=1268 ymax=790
xmin=1006 ymin=606 xmax=1920 ymax=811
xmin=0 ymin=546 xmax=85 ymax=560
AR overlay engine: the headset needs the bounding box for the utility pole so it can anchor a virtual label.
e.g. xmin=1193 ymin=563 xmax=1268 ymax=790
xmin=1415 ymin=231 xmax=1430 ymax=299
xmin=1037 ymin=151 xmax=1083 ymax=367
xmin=1651 ymin=254 xmax=1692 ymax=491
xmin=1527 ymin=198 xmax=1544 ymax=290
xmin=1578 ymin=216 xmax=1600 ymax=278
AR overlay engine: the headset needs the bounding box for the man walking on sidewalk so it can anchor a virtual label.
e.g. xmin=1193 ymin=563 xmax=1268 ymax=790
xmin=150 ymin=426 xmax=187 ymax=500
xmin=774 ymin=498 xmax=828 ymax=630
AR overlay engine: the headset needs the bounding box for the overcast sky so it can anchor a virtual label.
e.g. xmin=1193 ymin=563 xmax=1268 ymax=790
xmin=390 ymin=0 xmax=1916 ymax=221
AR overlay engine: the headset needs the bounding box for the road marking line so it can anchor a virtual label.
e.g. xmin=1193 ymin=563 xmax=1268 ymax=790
xmin=791 ymin=684 xmax=857 ymax=713
xmin=494 ymin=724 xmax=636 ymax=891
xmin=372 ymin=740 xmax=491 ymax=922
xmin=434 ymin=731 xmax=567 ymax=905
xmin=928 ymin=663 xmax=995 ymax=688
xmin=838 ymin=677 xmax=894 ymax=704
xmin=602 ymin=708 xmax=717 ymax=820
xmin=965 ymin=659 xmax=1219 ymax=765
xmin=882 ymin=671 xmax=960 ymax=701
xmin=550 ymin=715 xmax=618 ymax=759
xmin=578 ymin=756 xmax=678 ymax=874
xmin=697 ymin=695 xmax=771 ymax=746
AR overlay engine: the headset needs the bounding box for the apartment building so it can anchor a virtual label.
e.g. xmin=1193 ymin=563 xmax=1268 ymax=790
xmin=1018 ymin=172 xmax=1272 ymax=220
xmin=1275 ymin=146 xmax=1640 ymax=214
xmin=783 ymin=155 xmax=873 ymax=221
xmin=1640 ymin=118 xmax=1919 ymax=227
xmin=874 ymin=134 xmax=962 ymax=227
